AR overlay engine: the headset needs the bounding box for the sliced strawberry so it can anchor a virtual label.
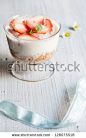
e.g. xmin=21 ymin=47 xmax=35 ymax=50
xmin=36 ymin=25 xmax=48 ymax=34
xmin=29 ymin=15 xmax=44 ymax=24
xmin=18 ymin=34 xmax=39 ymax=40
xmin=33 ymin=33 xmax=45 ymax=38
xmin=10 ymin=18 xmax=21 ymax=28
xmin=26 ymin=20 xmax=37 ymax=30
xmin=13 ymin=23 xmax=28 ymax=34
xmin=44 ymin=19 xmax=53 ymax=33
xmin=26 ymin=20 xmax=48 ymax=34
xmin=8 ymin=28 xmax=19 ymax=37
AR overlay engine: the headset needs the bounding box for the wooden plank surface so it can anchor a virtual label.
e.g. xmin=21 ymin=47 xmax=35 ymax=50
xmin=0 ymin=0 xmax=86 ymax=132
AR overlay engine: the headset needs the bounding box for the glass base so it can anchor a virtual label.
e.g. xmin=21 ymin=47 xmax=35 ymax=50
xmin=12 ymin=60 xmax=55 ymax=82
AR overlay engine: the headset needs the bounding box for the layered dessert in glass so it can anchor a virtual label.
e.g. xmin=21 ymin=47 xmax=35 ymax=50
xmin=4 ymin=14 xmax=61 ymax=81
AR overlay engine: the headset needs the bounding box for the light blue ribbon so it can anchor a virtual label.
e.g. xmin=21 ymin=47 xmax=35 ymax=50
xmin=0 ymin=77 xmax=86 ymax=129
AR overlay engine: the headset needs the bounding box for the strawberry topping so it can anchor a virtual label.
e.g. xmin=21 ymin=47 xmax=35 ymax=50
xmin=28 ymin=15 xmax=44 ymax=24
xmin=18 ymin=34 xmax=39 ymax=40
xmin=8 ymin=29 xmax=19 ymax=37
xmin=13 ymin=23 xmax=28 ymax=34
xmin=44 ymin=19 xmax=53 ymax=33
xmin=25 ymin=20 xmax=48 ymax=34
xmin=10 ymin=18 xmax=21 ymax=28
xmin=33 ymin=33 xmax=45 ymax=38
xmin=36 ymin=25 xmax=48 ymax=34
xmin=9 ymin=15 xmax=53 ymax=38
xmin=26 ymin=20 xmax=37 ymax=30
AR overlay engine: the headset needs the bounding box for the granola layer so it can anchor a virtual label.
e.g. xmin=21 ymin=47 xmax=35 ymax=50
xmin=10 ymin=49 xmax=56 ymax=63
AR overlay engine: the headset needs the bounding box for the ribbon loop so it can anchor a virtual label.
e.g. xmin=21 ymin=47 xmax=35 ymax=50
xmin=0 ymin=77 xmax=86 ymax=129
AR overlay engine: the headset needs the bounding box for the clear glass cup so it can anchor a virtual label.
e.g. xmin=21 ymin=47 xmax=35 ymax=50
xmin=4 ymin=14 xmax=61 ymax=82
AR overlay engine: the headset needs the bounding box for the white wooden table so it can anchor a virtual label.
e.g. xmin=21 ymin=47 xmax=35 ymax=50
xmin=0 ymin=0 xmax=86 ymax=132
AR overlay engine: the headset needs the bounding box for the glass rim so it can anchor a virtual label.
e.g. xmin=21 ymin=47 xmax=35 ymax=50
xmin=4 ymin=14 xmax=61 ymax=42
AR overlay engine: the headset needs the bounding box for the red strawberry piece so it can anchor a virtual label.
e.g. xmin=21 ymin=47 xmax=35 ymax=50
xmin=8 ymin=28 xmax=19 ymax=37
xmin=13 ymin=23 xmax=28 ymax=34
xmin=36 ymin=25 xmax=48 ymax=34
xmin=44 ymin=19 xmax=53 ymax=33
xmin=23 ymin=20 xmax=26 ymax=25
xmin=10 ymin=18 xmax=21 ymax=28
xmin=18 ymin=34 xmax=39 ymax=40
xmin=29 ymin=15 xmax=44 ymax=24
xmin=33 ymin=33 xmax=45 ymax=38
xmin=26 ymin=20 xmax=48 ymax=34
xmin=26 ymin=20 xmax=37 ymax=30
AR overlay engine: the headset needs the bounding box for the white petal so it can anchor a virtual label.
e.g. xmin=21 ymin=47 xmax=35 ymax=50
xmin=61 ymin=30 xmax=71 ymax=38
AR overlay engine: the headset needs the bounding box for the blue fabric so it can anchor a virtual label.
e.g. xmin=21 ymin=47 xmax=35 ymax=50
xmin=0 ymin=77 xmax=86 ymax=129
